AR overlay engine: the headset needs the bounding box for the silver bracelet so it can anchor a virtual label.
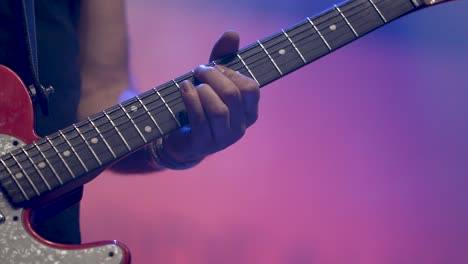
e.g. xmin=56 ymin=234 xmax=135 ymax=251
xmin=149 ymin=137 xmax=203 ymax=170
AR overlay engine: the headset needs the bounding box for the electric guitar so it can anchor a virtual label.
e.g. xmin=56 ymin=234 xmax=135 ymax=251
xmin=0 ymin=0 xmax=456 ymax=263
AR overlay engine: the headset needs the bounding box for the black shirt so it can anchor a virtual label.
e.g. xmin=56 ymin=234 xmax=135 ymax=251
xmin=0 ymin=0 xmax=82 ymax=244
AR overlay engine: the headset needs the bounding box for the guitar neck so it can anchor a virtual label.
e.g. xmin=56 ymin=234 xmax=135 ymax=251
xmin=1 ymin=0 xmax=426 ymax=206
xmin=229 ymin=0 xmax=422 ymax=87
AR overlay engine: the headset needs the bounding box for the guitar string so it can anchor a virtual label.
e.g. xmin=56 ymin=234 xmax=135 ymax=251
xmin=36 ymin=1 xmax=383 ymax=149
xmin=0 ymin=0 xmax=400 ymax=183
xmin=57 ymin=0 xmax=388 ymax=140
xmin=198 ymin=0 xmax=407 ymax=85
xmin=0 ymin=0 xmax=402 ymax=195
xmin=0 ymin=0 xmax=410 ymax=196
xmin=12 ymin=0 xmax=382 ymax=158
xmin=221 ymin=0 xmax=405 ymax=75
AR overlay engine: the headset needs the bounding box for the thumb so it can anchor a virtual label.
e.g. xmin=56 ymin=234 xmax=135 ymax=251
xmin=209 ymin=31 xmax=240 ymax=62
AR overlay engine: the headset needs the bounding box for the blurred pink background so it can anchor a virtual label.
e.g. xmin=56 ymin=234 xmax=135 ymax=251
xmin=81 ymin=1 xmax=468 ymax=263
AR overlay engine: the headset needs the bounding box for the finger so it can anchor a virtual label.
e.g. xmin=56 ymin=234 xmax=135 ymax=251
xmin=215 ymin=65 xmax=260 ymax=127
xmin=209 ymin=31 xmax=240 ymax=61
xmin=196 ymin=83 xmax=233 ymax=149
xmin=178 ymin=81 xmax=211 ymax=148
xmin=194 ymin=65 xmax=245 ymax=134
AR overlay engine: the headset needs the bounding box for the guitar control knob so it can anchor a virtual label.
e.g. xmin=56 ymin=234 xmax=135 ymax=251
xmin=0 ymin=212 xmax=4 ymax=224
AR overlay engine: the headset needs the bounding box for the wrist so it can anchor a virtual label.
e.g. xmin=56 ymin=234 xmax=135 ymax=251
xmin=149 ymin=137 xmax=204 ymax=170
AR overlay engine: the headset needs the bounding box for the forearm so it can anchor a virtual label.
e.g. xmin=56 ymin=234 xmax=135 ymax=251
xmin=77 ymin=73 xmax=128 ymax=120
xmin=78 ymin=0 xmax=129 ymax=120
xmin=77 ymin=0 xmax=158 ymax=173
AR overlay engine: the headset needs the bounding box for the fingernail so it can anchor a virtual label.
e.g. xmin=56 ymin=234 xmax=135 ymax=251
xmin=194 ymin=64 xmax=208 ymax=75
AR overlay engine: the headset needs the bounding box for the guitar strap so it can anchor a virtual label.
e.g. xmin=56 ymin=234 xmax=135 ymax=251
xmin=20 ymin=0 xmax=54 ymax=115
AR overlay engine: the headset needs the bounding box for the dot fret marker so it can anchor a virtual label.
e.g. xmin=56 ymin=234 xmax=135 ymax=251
xmin=15 ymin=173 xmax=23 ymax=180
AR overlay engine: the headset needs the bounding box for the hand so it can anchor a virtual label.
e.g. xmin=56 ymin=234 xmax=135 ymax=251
xmin=160 ymin=31 xmax=260 ymax=164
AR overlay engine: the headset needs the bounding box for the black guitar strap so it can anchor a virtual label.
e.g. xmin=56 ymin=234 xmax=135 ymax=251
xmin=20 ymin=0 xmax=54 ymax=115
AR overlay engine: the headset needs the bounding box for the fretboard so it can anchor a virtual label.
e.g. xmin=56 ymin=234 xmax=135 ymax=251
xmin=0 ymin=0 xmax=424 ymax=206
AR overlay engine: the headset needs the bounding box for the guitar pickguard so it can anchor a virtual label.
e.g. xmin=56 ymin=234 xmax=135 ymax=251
xmin=0 ymin=191 xmax=125 ymax=264
xmin=0 ymin=133 xmax=127 ymax=263
xmin=0 ymin=133 xmax=126 ymax=264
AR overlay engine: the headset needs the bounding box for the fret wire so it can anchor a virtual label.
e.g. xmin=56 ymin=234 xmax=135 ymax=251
xmin=118 ymin=104 xmax=148 ymax=144
xmin=224 ymin=60 xmax=243 ymax=73
xmin=87 ymin=118 xmax=117 ymax=158
xmin=0 ymin=158 xmax=30 ymax=200
xmin=33 ymin=142 xmax=64 ymax=184
xmin=341 ymin=0 xmax=375 ymax=15
xmin=368 ymin=0 xmax=388 ymax=22
xmin=21 ymin=148 xmax=52 ymax=191
xmin=281 ymin=29 xmax=307 ymax=64
xmin=257 ymin=40 xmax=283 ymax=76
xmin=146 ymin=91 xmax=185 ymax=120
xmin=374 ymin=0 xmax=416 ymax=21
xmin=103 ymin=111 xmax=132 ymax=151
xmin=72 ymin=124 xmax=103 ymax=166
xmin=410 ymin=0 xmax=421 ymax=7
xmin=171 ymin=79 xmax=184 ymax=102
xmin=155 ymin=88 xmax=181 ymax=127
xmin=172 ymin=79 xmax=182 ymax=90
xmin=236 ymin=54 xmax=260 ymax=86
xmin=170 ymin=80 xmax=188 ymax=113
xmin=335 ymin=4 xmax=359 ymax=37
xmin=10 ymin=154 xmax=40 ymax=196
xmin=58 ymin=131 xmax=89 ymax=172
xmin=307 ymin=17 xmax=332 ymax=51
xmin=339 ymin=1 xmax=387 ymax=37
xmin=215 ymin=51 xmax=247 ymax=72
xmin=136 ymin=95 xmax=164 ymax=135
xmin=45 ymin=136 xmax=76 ymax=178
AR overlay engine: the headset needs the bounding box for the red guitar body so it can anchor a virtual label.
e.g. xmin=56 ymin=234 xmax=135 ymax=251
xmin=0 ymin=65 xmax=131 ymax=264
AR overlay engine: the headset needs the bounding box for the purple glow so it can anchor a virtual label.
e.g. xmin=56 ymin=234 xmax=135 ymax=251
xmin=81 ymin=1 xmax=468 ymax=263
